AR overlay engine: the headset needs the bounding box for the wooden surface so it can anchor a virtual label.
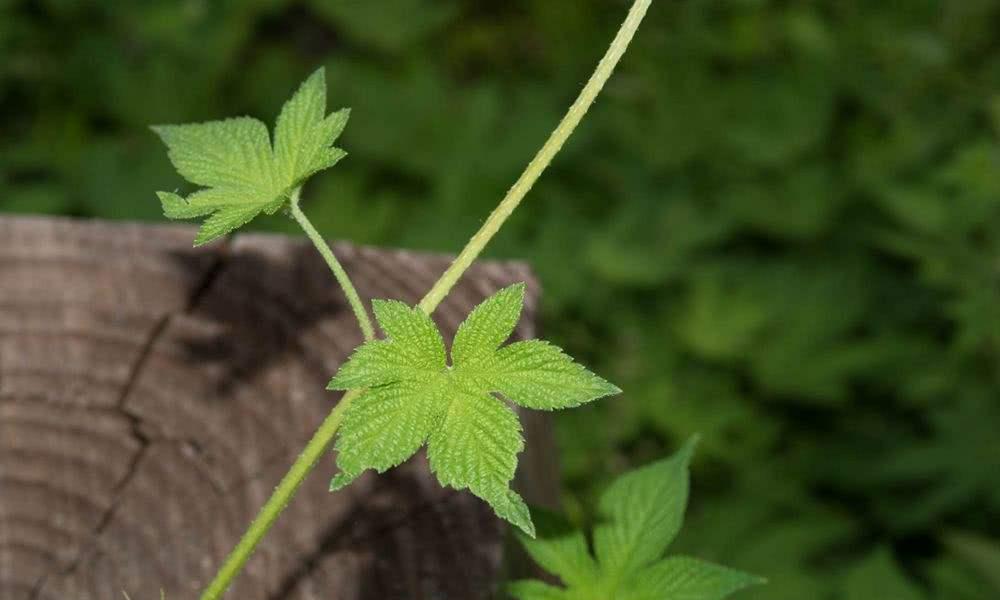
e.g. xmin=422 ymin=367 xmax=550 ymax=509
xmin=0 ymin=215 xmax=557 ymax=600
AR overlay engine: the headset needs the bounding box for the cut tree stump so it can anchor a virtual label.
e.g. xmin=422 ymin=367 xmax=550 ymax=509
xmin=0 ymin=215 xmax=558 ymax=600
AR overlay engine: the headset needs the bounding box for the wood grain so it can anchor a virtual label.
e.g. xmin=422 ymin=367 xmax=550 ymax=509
xmin=0 ymin=215 xmax=553 ymax=600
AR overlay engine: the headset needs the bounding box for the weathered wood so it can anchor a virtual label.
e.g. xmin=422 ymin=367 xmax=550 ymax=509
xmin=0 ymin=215 xmax=555 ymax=600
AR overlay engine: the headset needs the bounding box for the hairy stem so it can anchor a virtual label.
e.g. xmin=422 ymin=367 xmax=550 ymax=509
xmin=198 ymin=1 xmax=651 ymax=597
xmin=198 ymin=391 xmax=358 ymax=600
xmin=418 ymin=0 xmax=652 ymax=314
xmin=290 ymin=189 xmax=376 ymax=341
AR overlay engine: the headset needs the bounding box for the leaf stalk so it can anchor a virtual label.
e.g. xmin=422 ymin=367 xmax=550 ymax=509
xmin=198 ymin=0 xmax=652 ymax=596
xmin=197 ymin=391 xmax=358 ymax=600
xmin=289 ymin=188 xmax=376 ymax=341
xmin=418 ymin=0 xmax=653 ymax=314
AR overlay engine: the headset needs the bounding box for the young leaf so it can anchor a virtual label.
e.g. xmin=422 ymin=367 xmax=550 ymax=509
xmin=327 ymin=282 xmax=620 ymax=536
xmin=593 ymin=435 xmax=697 ymax=576
xmin=152 ymin=68 xmax=349 ymax=246
xmin=518 ymin=508 xmax=599 ymax=588
xmin=512 ymin=439 xmax=764 ymax=600
xmin=622 ymin=557 xmax=764 ymax=600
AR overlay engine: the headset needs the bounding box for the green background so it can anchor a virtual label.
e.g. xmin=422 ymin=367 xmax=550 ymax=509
xmin=3 ymin=1 xmax=999 ymax=597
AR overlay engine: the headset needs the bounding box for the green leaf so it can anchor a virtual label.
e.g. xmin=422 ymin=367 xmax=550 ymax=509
xmin=516 ymin=508 xmax=598 ymax=588
xmin=156 ymin=191 xmax=212 ymax=219
xmin=428 ymin=389 xmax=532 ymax=535
xmin=623 ymin=557 xmax=765 ymax=600
xmin=327 ymin=300 xmax=446 ymax=389
xmin=491 ymin=340 xmax=621 ymax=410
xmin=274 ymin=69 xmax=350 ymax=183
xmin=327 ymin=283 xmax=619 ymax=535
xmin=153 ymin=67 xmax=349 ymax=246
xmin=332 ymin=379 xmax=445 ymax=481
xmin=593 ymin=435 xmax=697 ymax=577
xmin=512 ymin=439 xmax=762 ymax=600
xmin=153 ymin=117 xmax=273 ymax=189
xmin=507 ymin=580 xmax=571 ymax=600
xmin=451 ymin=282 xmax=525 ymax=366
xmin=370 ymin=299 xmax=448 ymax=371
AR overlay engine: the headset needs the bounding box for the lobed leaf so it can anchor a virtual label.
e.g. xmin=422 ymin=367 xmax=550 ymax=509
xmin=489 ymin=340 xmax=621 ymax=410
xmin=427 ymin=390 xmax=532 ymax=535
xmin=327 ymin=282 xmax=619 ymax=536
xmin=153 ymin=67 xmax=350 ymax=246
xmin=370 ymin=299 xmax=447 ymax=366
xmin=451 ymin=282 xmax=524 ymax=366
xmin=331 ymin=379 xmax=445 ymax=487
xmin=153 ymin=117 xmax=274 ymax=190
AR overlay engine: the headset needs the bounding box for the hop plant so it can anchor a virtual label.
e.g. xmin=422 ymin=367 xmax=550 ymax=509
xmin=510 ymin=438 xmax=764 ymax=600
xmin=327 ymin=283 xmax=620 ymax=536
xmin=153 ymin=68 xmax=348 ymax=245
xmin=147 ymin=2 xmax=683 ymax=598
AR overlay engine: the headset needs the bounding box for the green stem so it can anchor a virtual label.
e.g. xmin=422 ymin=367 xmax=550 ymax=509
xmin=197 ymin=1 xmax=651 ymax=597
xmin=198 ymin=391 xmax=359 ymax=600
xmin=290 ymin=189 xmax=376 ymax=341
xmin=418 ymin=0 xmax=652 ymax=314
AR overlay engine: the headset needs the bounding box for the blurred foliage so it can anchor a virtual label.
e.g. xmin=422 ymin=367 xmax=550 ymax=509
xmin=2 ymin=0 xmax=999 ymax=597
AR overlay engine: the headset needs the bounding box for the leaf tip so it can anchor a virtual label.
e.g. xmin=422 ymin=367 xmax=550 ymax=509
xmin=329 ymin=471 xmax=358 ymax=492
xmin=603 ymin=380 xmax=624 ymax=397
xmin=512 ymin=508 xmax=537 ymax=539
xmin=506 ymin=281 xmax=527 ymax=303
xmin=191 ymin=231 xmax=212 ymax=247
xmin=497 ymin=490 xmax=536 ymax=538
xmin=520 ymin=523 xmax=537 ymax=539
xmin=149 ymin=124 xmax=176 ymax=144
xmin=156 ymin=191 xmax=187 ymax=219
xmin=732 ymin=569 xmax=768 ymax=592
xmin=678 ymin=433 xmax=701 ymax=463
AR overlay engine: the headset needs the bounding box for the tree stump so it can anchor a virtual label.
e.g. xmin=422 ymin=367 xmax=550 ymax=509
xmin=0 ymin=215 xmax=557 ymax=600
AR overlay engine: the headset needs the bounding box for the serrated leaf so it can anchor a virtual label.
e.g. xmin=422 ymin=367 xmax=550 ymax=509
xmin=327 ymin=300 xmax=446 ymax=389
xmin=156 ymin=191 xmax=213 ymax=219
xmin=370 ymin=299 xmax=448 ymax=370
xmin=327 ymin=282 xmax=619 ymax=535
xmin=153 ymin=67 xmax=349 ymax=245
xmin=623 ymin=556 xmax=765 ymax=600
xmin=333 ymin=379 xmax=445 ymax=481
xmin=593 ymin=435 xmax=697 ymax=577
xmin=451 ymin=282 xmax=524 ymax=366
xmin=512 ymin=439 xmax=762 ymax=600
xmin=428 ymin=390 xmax=531 ymax=535
xmin=193 ymin=202 xmax=271 ymax=246
xmin=153 ymin=117 xmax=273 ymax=189
xmin=491 ymin=340 xmax=621 ymax=410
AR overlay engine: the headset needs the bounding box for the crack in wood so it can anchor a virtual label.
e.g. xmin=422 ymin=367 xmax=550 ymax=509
xmin=26 ymin=240 xmax=232 ymax=599
xmin=1 ymin=217 xmax=543 ymax=600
